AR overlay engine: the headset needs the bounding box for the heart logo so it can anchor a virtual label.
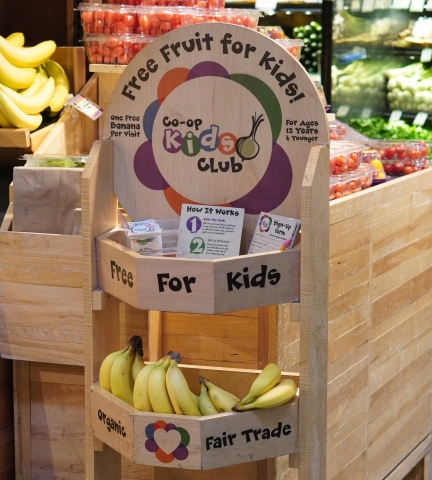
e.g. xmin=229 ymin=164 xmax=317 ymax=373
xmin=154 ymin=428 xmax=181 ymax=455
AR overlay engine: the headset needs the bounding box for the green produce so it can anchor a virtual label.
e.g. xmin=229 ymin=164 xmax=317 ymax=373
xmin=332 ymin=58 xmax=408 ymax=109
xmin=348 ymin=116 xmax=432 ymax=141
xmin=293 ymin=21 xmax=321 ymax=73
xmin=386 ymin=63 xmax=432 ymax=113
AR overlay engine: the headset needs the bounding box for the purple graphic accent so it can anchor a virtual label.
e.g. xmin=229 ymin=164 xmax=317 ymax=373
xmin=231 ymin=142 xmax=292 ymax=214
xmin=145 ymin=423 xmax=155 ymax=440
xmin=134 ymin=141 xmax=170 ymax=190
xmin=187 ymin=61 xmax=229 ymax=80
xmin=173 ymin=446 xmax=189 ymax=461
xmin=186 ymin=216 xmax=202 ymax=233
xmin=165 ymin=424 xmax=177 ymax=432
xmin=163 ymin=128 xmax=183 ymax=154
xmin=143 ymin=99 xmax=160 ymax=141
xmin=145 ymin=439 xmax=159 ymax=453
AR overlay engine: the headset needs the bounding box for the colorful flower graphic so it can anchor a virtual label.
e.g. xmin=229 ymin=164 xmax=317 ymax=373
xmin=259 ymin=214 xmax=272 ymax=232
xmin=144 ymin=421 xmax=190 ymax=463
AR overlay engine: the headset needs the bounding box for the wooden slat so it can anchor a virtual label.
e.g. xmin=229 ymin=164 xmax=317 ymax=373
xmin=13 ymin=361 xmax=31 ymax=480
xmin=29 ymin=363 xmax=84 ymax=386
xmin=119 ymin=303 xmax=148 ymax=359
xmin=298 ymin=146 xmax=329 ymax=478
xmin=148 ymin=310 xmax=163 ymax=362
xmin=0 ymin=204 xmax=12 ymax=232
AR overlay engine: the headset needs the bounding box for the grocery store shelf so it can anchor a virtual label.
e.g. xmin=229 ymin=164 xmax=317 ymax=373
xmin=333 ymin=44 xmax=427 ymax=59
xmin=89 ymin=64 xmax=127 ymax=74
xmin=331 ymin=105 xmax=432 ymax=123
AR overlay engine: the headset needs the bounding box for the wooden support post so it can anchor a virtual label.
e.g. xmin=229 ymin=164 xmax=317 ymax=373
xmin=299 ymin=145 xmax=329 ymax=479
xmin=13 ymin=361 xmax=31 ymax=480
xmin=148 ymin=311 xmax=163 ymax=362
xmin=82 ymin=140 xmax=121 ymax=480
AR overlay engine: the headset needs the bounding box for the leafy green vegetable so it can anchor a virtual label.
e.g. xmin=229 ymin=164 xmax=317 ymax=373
xmin=348 ymin=116 xmax=432 ymax=141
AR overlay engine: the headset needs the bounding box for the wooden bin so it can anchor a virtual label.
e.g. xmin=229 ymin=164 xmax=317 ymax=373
xmin=0 ymin=47 xmax=87 ymax=158
xmin=0 ymin=73 xmax=98 ymax=365
xmin=96 ymin=227 xmax=300 ymax=314
xmin=91 ymin=366 xmax=299 ymax=470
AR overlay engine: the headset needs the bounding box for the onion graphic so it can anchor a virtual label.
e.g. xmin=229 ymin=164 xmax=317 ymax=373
xmin=236 ymin=113 xmax=264 ymax=161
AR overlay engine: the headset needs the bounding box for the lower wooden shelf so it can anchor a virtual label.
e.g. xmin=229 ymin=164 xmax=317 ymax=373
xmin=91 ymin=365 xmax=299 ymax=471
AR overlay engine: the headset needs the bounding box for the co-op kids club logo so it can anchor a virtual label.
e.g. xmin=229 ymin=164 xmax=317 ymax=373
xmin=259 ymin=214 xmax=272 ymax=232
xmin=133 ymin=61 xmax=293 ymax=215
xmin=144 ymin=420 xmax=190 ymax=463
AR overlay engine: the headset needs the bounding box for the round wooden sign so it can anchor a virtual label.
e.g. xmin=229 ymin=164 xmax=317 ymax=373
xmin=105 ymin=23 xmax=329 ymax=251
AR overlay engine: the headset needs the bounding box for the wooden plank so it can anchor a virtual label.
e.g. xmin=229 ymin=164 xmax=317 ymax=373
xmin=0 ymin=465 xmax=14 ymax=480
xmin=81 ymin=139 xmax=121 ymax=480
xmin=119 ymin=303 xmax=148 ymax=359
xmin=13 ymin=360 xmax=31 ymax=480
xmin=0 ymin=204 xmax=12 ymax=232
xmin=148 ymin=310 xmax=163 ymax=362
xmin=92 ymin=288 xmax=109 ymax=311
xmin=31 ymin=438 xmax=85 ymax=475
xmin=0 ymin=129 xmax=30 ymax=149
xmin=328 ymin=450 xmax=367 ymax=480
xmin=298 ymin=145 xmax=329 ymax=479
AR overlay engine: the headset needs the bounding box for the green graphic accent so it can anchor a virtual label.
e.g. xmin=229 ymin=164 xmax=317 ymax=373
xmin=230 ymin=74 xmax=282 ymax=142
xmin=177 ymin=427 xmax=191 ymax=447
xmin=182 ymin=131 xmax=200 ymax=157
xmin=190 ymin=237 xmax=205 ymax=254
xmin=137 ymin=238 xmax=153 ymax=245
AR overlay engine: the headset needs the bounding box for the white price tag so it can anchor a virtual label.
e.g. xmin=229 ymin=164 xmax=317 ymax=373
xmin=351 ymin=0 xmax=361 ymax=10
xmin=377 ymin=0 xmax=391 ymax=7
xmin=420 ymin=48 xmax=432 ymax=62
xmin=360 ymin=107 xmax=372 ymax=118
xmin=410 ymin=0 xmax=425 ymax=11
xmin=255 ymin=0 xmax=277 ymax=10
xmin=336 ymin=105 xmax=350 ymax=118
xmin=336 ymin=0 xmax=344 ymax=10
xmin=69 ymin=94 xmax=104 ymax=121
xmin=362 ymin=0 xmax=375 ymax=11
xmin=392 ymin=0 xmax=410 ymax=8
xmin=413 ymin=111 xmax=428 ymax=126
xmin=389 ymin=109 xmax=403 ymax=122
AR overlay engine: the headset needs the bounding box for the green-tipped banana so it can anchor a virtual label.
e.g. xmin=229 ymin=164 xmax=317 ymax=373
xmin=0 ymin=90 xmax=42 ymax=131
xmin=133 ymin=355 xmax=168 ymax=412
xmin=110 ymin=346 xmax=135 ymax=406
xmin=148 ymin=356 xmax=175 ymax=414
xmin=198 ymin=380 xmax=218 ymax=416
xmin=0 ymin=52 xmax=36 ymax=90
xmin=43 ymin=59 xmax=69 ymax=115
xmin=131 ymin=354 xmax=145 ymax=384
xmin=99 ymin=345 xmax=129 ymax=393
xmin=233 ymin=379 xmax=297 ymax=411
xmin=201 ymin=378 xmax=239 ymax=413
xmin=238 ymin=363 xmax=281 ymax=407
xmin=166 ymin=359 xmax=201 ymax=416
xmin=0 ymin=77 xmax=55 ymax=115
xmin=6 ymin=32 xmax=25 ymax=48
xmin=20 ymin=66 xmax=48 ymax=97
xmin=0 ymin=36 xmax=56 ymax=68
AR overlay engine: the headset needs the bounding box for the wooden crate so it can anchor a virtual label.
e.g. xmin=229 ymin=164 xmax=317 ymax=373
xmin=0 ymin=74 xmax=98 ymax=366
xmin=90 ymin=366 xmax=299 ymax=470
xmin=96 ymin=227 xmax=300 ymax=314
xmin=0 ymin=357 xmax=14 ymax=480
xmin=0 ymin=47 xmax=86 ymax=155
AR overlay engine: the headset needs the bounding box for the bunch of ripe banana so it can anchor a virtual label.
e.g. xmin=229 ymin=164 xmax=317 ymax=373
xmin=232 ymin=363 xmax=297 ymax=411
xmin=0 ymin=32 xmax=69 ymax=132
xmin=99 ymin=335 xmax=145 ymax=406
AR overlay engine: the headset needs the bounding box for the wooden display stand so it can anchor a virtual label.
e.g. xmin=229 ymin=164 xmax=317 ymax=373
xmin=1 ymin=23 xmax=432 ymax=480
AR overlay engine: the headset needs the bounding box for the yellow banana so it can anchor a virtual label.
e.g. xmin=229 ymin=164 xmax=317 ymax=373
xmin=20 ymin=66 xmax=48 ymax=97
xmin=0 ymin=51 xmax=36 ymax=90
xmin=166 ymin=359 xmax=201 ymax=416
xmin=99 ymin=345 xmax=129 ymax=393
xmin=131 ymin=352 xmax=145 ymax=384
xmin=238 ymin=363 xmax=281 ymax=407
xmin=201 ymin=378 xmax=239 ymax=413
xmin=0 ymin=91 xmax=42 ymax=131
xmin=0 ymin=77 xmax=54 ymax=115
xmin=191 ymin=390 xmax=199 ymax=408
xmin=110 ymin=346 xmax=135 ymax=406
xmin=233 ymin=379 xmax=297 ymax=411
xmin=0 ymin=36 xmax=56 ymax=68
xmin=0 ymin=105 xmax=13 ymax=127
xmin=133 ymin=357 xmax=167 ymax=412
xmin=148 ymin=356 xmax=175 ymax=414
xmin=6 ymin=32 xmax=25 ymax=47
xmin=43 ymin=59 xmax=69 ymax=115
xmin=198 ymin=380 xmax=218 ymax=416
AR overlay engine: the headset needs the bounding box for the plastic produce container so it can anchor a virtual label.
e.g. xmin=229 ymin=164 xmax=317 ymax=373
xmin=329 ymin=142 xmax=363 ymax=176
xmin=274 ymin=39 xmax=304 ymax=61
xmin=78 ymin=4 xmax=138 ymax=34
xmin=135 ymin=6 xmax=261 ymax=35
xmin=329 ymin=121 xmax=347 ymax=140
xmin=371 ymin=140 xmax=429 ymax=176
xmin=356 ymin=163 xmax=377 ymax=189
xmin=83 ymin=34 xmax=155 ymax=64
xmin=257 ymin=26 xmax=285 ymax=39
xmin=21 ymin=154 xmax=88 ymax=168
xmin=329 ymin=174 xmax=349 ymax=201
xmin=106 ymin=0 xmax=225 ymax=7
